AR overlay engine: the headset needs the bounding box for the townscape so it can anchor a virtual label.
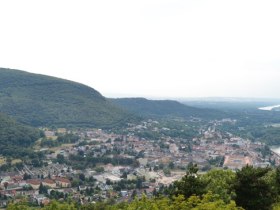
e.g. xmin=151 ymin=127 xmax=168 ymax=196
xmin=2 ymin=0 xmax=280 ymax=209
xmin=1 ymin=118 xmax=278 ymax=208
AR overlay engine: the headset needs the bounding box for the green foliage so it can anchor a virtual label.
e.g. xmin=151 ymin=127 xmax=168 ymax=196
xmin=41 ymin=134 xmax=80 ymax=148
xmin=0 ymin=68 xmax=135 ymax=128
xmin=111 ymin=98 xmax=225 ymax=120
xmin=7 ymin=201 xmax=76 ymax=210
xmin=250 ymin=126 xmax=280 ymax=145
xmin=7 ymin=203 xmax=33 ymax=210
xmin=233 ymin=165 xmax=277 ymax=210
xmin=68 ymin=154 xmax=134 ymax=169
xmin=0 ymin=113 xmax=41 ymax=157
xmin=39 ymin=183 xmax=48 ymax=194
xmin=173 ymin=163 xmax=206 ymax=198
xmin=8 ymin=193 xmax=242 ymax=210
xmin=222 ymin=123 xmax=280 ymax=146
xmin=95 ymin=166 xmax=105 ymax=173
xmin=216 ymin=108 xmax=280 ymax=145
xmin=207 ymin=156 xmax=224 ymax=167
xmin=201 ymin=169 xmax=236 ymax=203
xmin=57 ymin=134 xmax=79 ymax=144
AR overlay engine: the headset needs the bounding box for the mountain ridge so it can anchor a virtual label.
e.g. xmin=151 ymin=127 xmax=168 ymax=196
xmin=0 ymin=68 xmax=224 ymax=127
xmin=0 ymin=68 xmax=133 ymax=127
xmin=111 ymin=97 xmax=224 ymax=119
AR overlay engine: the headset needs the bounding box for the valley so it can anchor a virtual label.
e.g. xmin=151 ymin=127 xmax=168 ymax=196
xmin=1 ymin=69 xmax=280 ymax=209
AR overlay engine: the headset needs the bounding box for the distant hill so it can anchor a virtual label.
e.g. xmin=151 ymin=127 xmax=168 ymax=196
xmin=0 ymin=68 xmax=133 ymax=127
xmin=0 ymin=113 xmax=41 ymax=157
xmin=111 ymin=98 xmax=224 ymax=119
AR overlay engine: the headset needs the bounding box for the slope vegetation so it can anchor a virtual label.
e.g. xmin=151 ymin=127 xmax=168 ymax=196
xmin=0 ymin=113 xmax=41 ymax=157
xmin=111 ymin=98 xmax=224 ymax=119
xmin=0 ymin=68 xmax=131 ymax=127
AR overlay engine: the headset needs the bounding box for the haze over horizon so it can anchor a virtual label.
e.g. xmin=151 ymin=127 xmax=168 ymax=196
xmin=1 ymin=0 xmax=280 ymax=99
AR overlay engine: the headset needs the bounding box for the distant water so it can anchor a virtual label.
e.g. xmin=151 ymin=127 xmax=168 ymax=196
xmin=271 ymin=146 xmax=280 ymax=155
xmin=259 ymin=105 xmax=280 ymax=111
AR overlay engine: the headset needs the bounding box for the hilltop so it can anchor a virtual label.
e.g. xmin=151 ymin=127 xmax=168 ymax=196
xmin=0 ymin=68 xmax=133 ymax=127
xmin=111 ymin=97 xmax=224 ymax=119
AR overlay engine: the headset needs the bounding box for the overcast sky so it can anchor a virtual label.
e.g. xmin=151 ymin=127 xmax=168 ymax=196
xmin=0 ymin=0 xmax=280 ymax=99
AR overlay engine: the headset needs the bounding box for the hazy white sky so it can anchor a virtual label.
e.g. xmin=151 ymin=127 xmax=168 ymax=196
xmin=0 ymin=0 xmax=280 ymax=98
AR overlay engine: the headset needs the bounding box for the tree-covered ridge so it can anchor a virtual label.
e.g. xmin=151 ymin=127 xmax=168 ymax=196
xmin=0 ymin=113 xmax=41 ymax=157
xmin=0 ymin=68 xmax=133 ymax=128
xmin=111 ymin=98 xmax=225 ymax=119
xmin=7 ymin=193 xmax=242 ymax=210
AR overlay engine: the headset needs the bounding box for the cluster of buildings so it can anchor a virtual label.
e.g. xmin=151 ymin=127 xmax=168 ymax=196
xmin=1 ymin=119 xmax=280 ymax=207
xmin=0 ymin=173 xmax=71 ymax=207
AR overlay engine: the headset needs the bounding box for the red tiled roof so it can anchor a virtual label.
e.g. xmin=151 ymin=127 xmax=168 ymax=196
xmin=43 ymin=179 xmax=55 ymax=184
xmin=26 ymin=179 xmax=41 ymax=185
xmin=55 ymin=177 xmax=71 ymax=184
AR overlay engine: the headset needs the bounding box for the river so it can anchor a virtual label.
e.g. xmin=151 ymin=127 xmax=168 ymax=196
xmin=259 ymin=105 xmax=280 ymax=111
xmin=270 ymin=146 xmax=280 ymax=155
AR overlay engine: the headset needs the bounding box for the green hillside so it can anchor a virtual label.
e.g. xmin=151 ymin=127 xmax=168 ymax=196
xmin=111 ymin=98 xmax=224 ymax=119
xmin=0 ymin=113 xmax=41 ymax=157
xmin=0 ymin=68 xmax=132 ymax=127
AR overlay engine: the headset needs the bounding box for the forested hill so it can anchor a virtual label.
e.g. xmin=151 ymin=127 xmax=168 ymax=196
xmin=0 ymin=113 xmax=41 ymax=157
xmin=0 ymin=68 xmax=133 ymax=127
xmin=111 ymin=98 xmax=225 ymax=119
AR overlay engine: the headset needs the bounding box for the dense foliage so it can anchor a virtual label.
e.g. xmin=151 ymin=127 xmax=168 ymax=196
xmin=41 ymin=133 xmax=80 ymax=147
xmin=233 ymin=166 xmax=275 ymax=210
xmin=0 ymin=68 xmax=134 ymax=128
xmin=68 ymin=154 xmax=135 ymax=169
xmin=218 ymin=116 xmax=280 ymax=145
xmin=111 ymin=98 xmax=225 ymax=119
xmin=0 ymin=113 xmax=41 ymax=158
xmin=7 ymin=193 xmax=242 ymax=210
xmin=183 ymin=100 xmax=280 ymax=145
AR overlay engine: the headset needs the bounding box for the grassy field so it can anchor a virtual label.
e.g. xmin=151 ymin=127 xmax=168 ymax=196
xmin=11 ymin=159 xmax=22 ymax=165
xmin=49 ymin=144 xmax=75 ymax=152
xmin=0 ymin=157 xmax=6 ymax=165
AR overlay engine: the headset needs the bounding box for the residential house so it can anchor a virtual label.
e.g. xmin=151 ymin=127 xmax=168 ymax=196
xmin=42 ymin=179 xmax=56 ymax=188
xmin=26 ymin=179 xmax=41 ymax=190
xmin=55 ymin=177 xmax=71 ymax=188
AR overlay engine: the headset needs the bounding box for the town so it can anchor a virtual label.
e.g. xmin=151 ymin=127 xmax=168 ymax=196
xmin=0 ymin=119 xmax=279 ymax=208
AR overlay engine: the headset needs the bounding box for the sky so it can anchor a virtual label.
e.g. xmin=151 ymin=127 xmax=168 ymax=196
xmin=0 ymin=0 xmax=280 ymax=99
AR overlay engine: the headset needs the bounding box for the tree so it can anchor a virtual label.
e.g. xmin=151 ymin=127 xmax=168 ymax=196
xmin=3 ymin=182 xmax=8 ymax=190
xmin=23 ymin=173 xmax=31 ymax=180
xmin=79 ymin=173 xmax=85 ymax=181
xmin=106 ymin=179 xmax=112 ymax=185
xmin=117 ymin=192 xmax=242 ymax=210
xmin=56 ymin=154 xmax=65 ymax=164
xmin=31 ymin=159 xmax=43 ymax=167
xmin=131 ymin=190 xmax=137 ymax=199
xmin=6 ymin=191 xmax=242 ymax=210
xmin=275 ymin=166 xmax=280 ymax=194
xmin=201 ymin=169 xmax=236 ymax=203
xmin=173 ymin=163 xmax=206 ymax=198
xmin=154 ymin=165 xmax=159 ymax=171
xmin=136 ymin=178 xmax=143 ymax=189
xmin=95 ymin=166 xmax=105 ymax=173
xmin=233 ymin=165 xmax=276 ymax=210
xmin=88 ymin=176 xmax=96 ymax=184
xmin=121 ymin=172 xmax=127 ymax=179
xmin=159 ymin=163 xmax=164 ymax=170
xmin=169 ymin=162 xmax=175 ymax=169
xmin=39 ymin=183 xmax=48 ymax=194
xmin=163 ymin=168 xmax=171 ymax=176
